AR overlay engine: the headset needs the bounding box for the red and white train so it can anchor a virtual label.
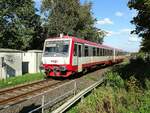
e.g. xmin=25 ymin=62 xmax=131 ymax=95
xmin=41 ymin=35 xmax=125 ymax=77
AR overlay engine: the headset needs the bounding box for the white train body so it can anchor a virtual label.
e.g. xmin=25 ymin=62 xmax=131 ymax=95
xmin=41 ymin=36 xmax=125 ymax=77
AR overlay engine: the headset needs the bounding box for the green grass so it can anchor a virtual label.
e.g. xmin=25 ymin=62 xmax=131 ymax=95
xmin=0 ymin=73 xmax=44 ymax=89
xmin=67 ymin=57 xmax=150 ymax=113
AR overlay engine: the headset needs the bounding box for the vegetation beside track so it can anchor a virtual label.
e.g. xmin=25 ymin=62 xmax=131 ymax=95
xmin=0 ymin=73 xmax=44 ymax=89
xmin=67 ymin=57 xmax=150 ymax=113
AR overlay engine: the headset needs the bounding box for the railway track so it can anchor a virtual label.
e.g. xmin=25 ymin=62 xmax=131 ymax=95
xmin=0 ymin=79 xmax=67 ymax=107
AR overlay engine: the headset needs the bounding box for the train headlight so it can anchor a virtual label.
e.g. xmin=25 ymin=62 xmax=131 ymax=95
xmin=60 ymin=66 xmax=67 ymax=72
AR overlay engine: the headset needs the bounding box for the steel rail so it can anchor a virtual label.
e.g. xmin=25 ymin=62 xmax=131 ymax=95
xmin=0 ymin=79 xmax=50 ymax=95
xmin=0 ymin=80 xmax=67 ymax=106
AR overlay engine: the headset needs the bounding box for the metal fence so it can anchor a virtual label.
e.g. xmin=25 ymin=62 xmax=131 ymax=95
xmin=28 ymin=80 xmax=77 ymax=113
xmin=52 ymin=77 xmax=104 ymax=113
xmin=0 ymin=77 xmax=104 ymax=113
xmin=28 ymin=77 xmax=104 ymax=113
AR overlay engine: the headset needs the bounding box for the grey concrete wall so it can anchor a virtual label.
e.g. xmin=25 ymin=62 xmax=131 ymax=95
xmin=22 ymin=50 xmax=43 ymax=74
xmin=0 ymin=49 xmax=43 ymax=79
xmin=0 ymin=52 xmax=22 ymax=79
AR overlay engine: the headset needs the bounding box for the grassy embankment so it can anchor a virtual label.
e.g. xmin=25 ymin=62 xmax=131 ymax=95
xmin=0 ymin=73 xmax=44 ymax=89
xmin=67 ymin=57 xmax=150 ymax=113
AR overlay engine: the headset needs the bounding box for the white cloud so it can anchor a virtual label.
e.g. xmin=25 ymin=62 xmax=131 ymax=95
xmin=106 ymin=28 xmax=132 ymax=37
xmin=106 ymin=31 xmax=120 ymax=37
xmin=115 ymin=12 xmax=124 ymax=17
xmin=120 ymin=28 xmax=132 ymax=33
xmin=129 ymin=34 xmax=141 ymax=42
xmin=97 ymin=18 xmax=114 ymax=25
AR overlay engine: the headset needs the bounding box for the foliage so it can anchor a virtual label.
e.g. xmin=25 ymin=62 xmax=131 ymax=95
xmin=105 ymin=72 xmax=125 ymax=89
xmin=0 ymin=0 xmax=45 ymax=50
xmin=68 ymin=85 xmax=150 ymax=113
xmin=28 ymin=16 xmax=47 ymax=50
xmin=0 ymin=0 xmax=105 ymax=50
xmin=67 ymin=58 xmax=150 ymax=113
xmin=113 ymin=57 xmax=150 ymax=90
xmin=42 ymin=0 xmax=80 ymax=36
xmin=42 ymin=0 xmax=105 ymax=43
xmin=74 ymin=2 xmax=104 ymax=43
xmin=0 ymin=73 xmax=44 ymax=89
xmin=128 ymin=0 xmax=150 ymax=52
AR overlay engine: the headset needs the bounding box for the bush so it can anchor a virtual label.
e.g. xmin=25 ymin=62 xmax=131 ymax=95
xmin=105 ymin=71 xmax=125 ymax=89
xmin=126 ymin=76 xmax=141 ymax=92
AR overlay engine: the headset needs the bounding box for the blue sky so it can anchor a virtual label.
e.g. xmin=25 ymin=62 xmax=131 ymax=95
xmin=34 ymin=0 xmax=141 ymax=52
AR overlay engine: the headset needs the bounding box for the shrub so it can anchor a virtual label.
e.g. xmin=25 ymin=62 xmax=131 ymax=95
xmin=105 ymin=71 xmax=125 ymax=89
xmin=126 ymin=76 xmax=141 ymax=92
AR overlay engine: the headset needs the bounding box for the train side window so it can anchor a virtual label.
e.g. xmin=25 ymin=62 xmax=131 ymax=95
xmin=89 ymin=47 xmax=91 ymax=56
xmin=97 ymin=48 xmax=99 ymax=56
xmin=100 ymin=48 xmax=102 ymax=56
xmin=99 ymin=48 xmax=101 ymax=56
xmin=116 ymin=51 xmax=118 ymax=56
xmin=93 ymin=47 xmax=96 ymax=56
xmin=117 ymin=51 xmax=119 ymax=56
xmin=101 ymin=49 xmax=102 ymax=56
xmin=74 ymin=44 xmax=77 ymax=56
xmin=109 ymin=50 xmax=111 ymax=56
xmin=84 ymin=46 xmax=89 ymax=57
xmin=103 ymin=49 xmax=106 ymax=56
xmin=78 ymin=45 xmax=82 ymax=57
xmin=89 ymin=46 xmax=92 ymax=56
xmin=110 ymin=50 xmax=112 ymax=56
xmin=107 ymin=49 xmax=109 ymax=56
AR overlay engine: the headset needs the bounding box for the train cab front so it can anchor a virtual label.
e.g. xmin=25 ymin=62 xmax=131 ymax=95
xmin=41 ymin=38 xmax=73 ymax=77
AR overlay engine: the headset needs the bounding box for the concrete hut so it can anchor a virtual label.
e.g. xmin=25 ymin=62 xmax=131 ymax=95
xmin=0 ymin=48 xmax=23 ymax=79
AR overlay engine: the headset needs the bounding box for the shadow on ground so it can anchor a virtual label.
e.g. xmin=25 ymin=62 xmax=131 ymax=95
xmin=19 ymin=104 xmax=41 ymax=113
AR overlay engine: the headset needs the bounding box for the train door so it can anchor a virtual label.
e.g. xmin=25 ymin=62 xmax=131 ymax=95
xmin=73 ymin=43 xmax=83 ymax=72
xmin=73 ymin=43 xmax=78 ymax=66
xmin=77 ymin=44 xmax=82 ymax=72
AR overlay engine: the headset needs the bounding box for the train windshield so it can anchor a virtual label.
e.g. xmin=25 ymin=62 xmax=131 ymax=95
xmin=44 ymin=40 xmax=70 ymax=57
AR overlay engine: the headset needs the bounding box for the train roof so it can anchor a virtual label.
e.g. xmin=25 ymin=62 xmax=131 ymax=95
xmin=46 ymin=35 xmax=123 ymax=51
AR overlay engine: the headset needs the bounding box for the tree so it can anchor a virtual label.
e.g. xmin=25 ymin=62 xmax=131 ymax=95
xmin=0 ymin=0 xmax=41 ymax=50
xmin=74 ymin=2 xmax=106 ymax=43
xmin=42 ymin=0 xmax=80 ymax=36
xmin=28 ymin=15 xmax=47 ymax=50
xmin=128 ymin=0 xmax=150 ymax=52
xmin=42 ymin=0 xmax=105 ymax=43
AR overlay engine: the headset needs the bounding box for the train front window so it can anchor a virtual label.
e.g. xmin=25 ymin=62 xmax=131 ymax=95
xmin=44 ymin=40 xmax=70 ymax=57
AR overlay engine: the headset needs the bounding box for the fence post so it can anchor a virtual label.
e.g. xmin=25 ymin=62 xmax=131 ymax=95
xmin=42 ymin=95 xmax=45 ymax=113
